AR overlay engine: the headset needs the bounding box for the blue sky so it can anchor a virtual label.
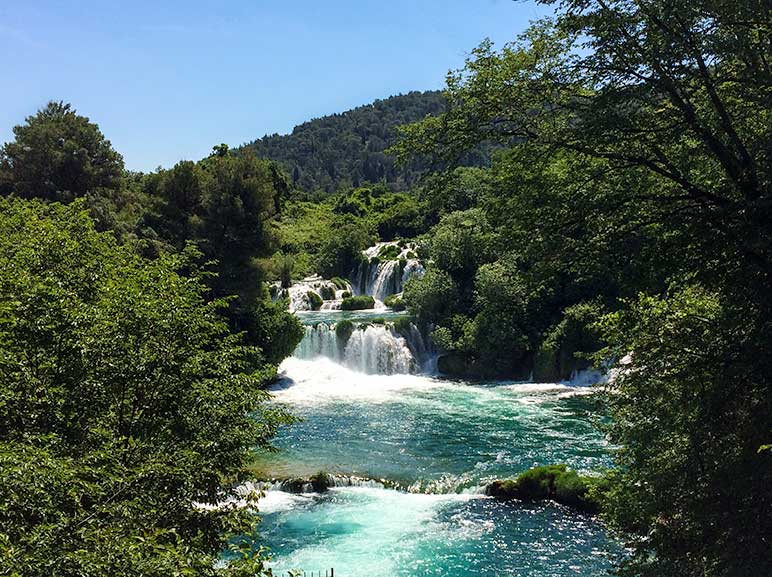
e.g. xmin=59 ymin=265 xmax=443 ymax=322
xmin=0 ymin=0 xmax=551 ymax=172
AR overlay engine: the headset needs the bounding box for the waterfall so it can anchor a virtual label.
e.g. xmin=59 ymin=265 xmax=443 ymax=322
xmin=292 ymin=322 xmax=427 ymax=375
xmin=352 ymin=241 xmax=425 ymax=305
xmin=274 ymin=276 xmax=351 ymax=312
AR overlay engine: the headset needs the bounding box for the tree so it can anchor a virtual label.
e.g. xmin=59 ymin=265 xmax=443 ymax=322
xmin=396 ymin=1 xmax=772 ymax=574
xmin=0 ymin=102 xmax=124 ymax=202
xmin=0 ymin=198 xmax=287 ymax=576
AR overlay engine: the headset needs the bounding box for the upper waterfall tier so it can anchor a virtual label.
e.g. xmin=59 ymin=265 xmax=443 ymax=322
xmin=351 ymin=241 xmax=425 ymax=304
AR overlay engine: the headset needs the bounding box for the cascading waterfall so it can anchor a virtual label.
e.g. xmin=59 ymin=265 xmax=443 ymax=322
xmin=292 ymin=322 xmax=426 ymax=375
xmin=352 ymin=241 xmax=425 ymax=305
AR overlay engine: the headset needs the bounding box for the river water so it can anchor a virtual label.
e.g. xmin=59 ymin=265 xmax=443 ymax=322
xmin=255 ymin=311 xmax=621 ymax=576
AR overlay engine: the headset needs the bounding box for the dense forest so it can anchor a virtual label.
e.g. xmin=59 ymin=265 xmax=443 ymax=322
xmin=0 ymin=0 xmax=770 ymax=575
xmin=240 ymin=91 xmax=493 ymax=194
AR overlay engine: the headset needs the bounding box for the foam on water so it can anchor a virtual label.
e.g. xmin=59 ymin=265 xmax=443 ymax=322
xmin=271 ymin=357 xmax=443 ymax=404
xmin=259 ymin=487 xmax=619 ymax=577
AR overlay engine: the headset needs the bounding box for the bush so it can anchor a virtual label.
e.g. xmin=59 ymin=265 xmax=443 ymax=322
xmin=0 ymin=198 xmax=291 ymax=574
xmin=340 ymin=295 xmax=375 ymax=310
xmin=307 ymin=291 xmax=323 ymax=310
xmin=514 ymin=464 xmax=566 ymax=500
xmin=341 ymin=290 xmax=352 ymax=299
xmin=384 ymin=294 xmax=406 ymax=311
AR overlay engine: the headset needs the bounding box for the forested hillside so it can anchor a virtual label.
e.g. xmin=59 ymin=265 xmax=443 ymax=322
xmin=240 ymin=91 xmax=491 ymax=193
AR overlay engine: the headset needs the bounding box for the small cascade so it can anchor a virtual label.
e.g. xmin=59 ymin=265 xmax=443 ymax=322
xmin=273 ymin=276 xmax=352 ymax=312
xmin=292 ymin=321 xmax=428 ymax=375
xmin=268 ymin=475 xmax=394 ymax=494
xmin=342 ymin=324 xmax=415 ymax=374
xmin=352 ymin=241 xmax=425 ymax=305
xmin=294 ymin=323 xmax=339 ymax=360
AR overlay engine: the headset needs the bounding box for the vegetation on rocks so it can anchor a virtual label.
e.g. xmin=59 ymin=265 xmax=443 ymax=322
xmin=340 ymin=295 xmax=375 ymax=311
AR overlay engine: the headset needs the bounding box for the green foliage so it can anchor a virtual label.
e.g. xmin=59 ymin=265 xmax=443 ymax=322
xmin=315 ymin=218 xmax=374 ymax=278
xmin=403 ymin=269 xmax=458 ymax=324
xmin=0 ymin=101 xmax=124 ymax=203
xmin=341 ymin=290 xmax=352 ymax=299
xmin=330 ymin=276 xmax=349 ymax=290
xmin=598 ymin=287 xmax=772 ymax=576
xmin=391 ymin=316 xmax=414 ymax=335
xmin=242 ymin=91 xmax=492 ymax=193
xmin=0 ymin=198 xmax=287 ymax=576
xmin=378 ymin=244 xmax=401 ymax=260
xmin=396 ymin=1 xmax=772 ymax=573
xmin=306 ymin=291 xmax=323 ymax=311
xmin=340 ymin=295 xmax=375 ymax=311
xmin=383 ymin=294 xmax=406 ymax=311
xmin=486 ymin=464 xmax=602 ymax=513
xmin=335 ymin=320 xmax=355 ymax=348
xmin=319 ymin=285 xmax=335 ymax=301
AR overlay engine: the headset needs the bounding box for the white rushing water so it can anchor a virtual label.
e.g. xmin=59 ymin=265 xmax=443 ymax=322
xmin=292 ymin=322 xmax=424 ymax=375
xmin=352 ymin=241 xmax=425 ymax=305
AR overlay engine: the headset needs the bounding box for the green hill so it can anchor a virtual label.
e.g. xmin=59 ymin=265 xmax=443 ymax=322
xmin=239 ymin=91 xmax=490 ymax=193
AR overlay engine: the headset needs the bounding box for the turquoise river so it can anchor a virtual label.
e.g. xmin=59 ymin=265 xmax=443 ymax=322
xmin=254 ymin=310 xmax=622 ymax=576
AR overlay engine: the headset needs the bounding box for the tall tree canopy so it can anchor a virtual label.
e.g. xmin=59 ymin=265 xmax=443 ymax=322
xmin=0 ymin=102 xmax=124 ymax=203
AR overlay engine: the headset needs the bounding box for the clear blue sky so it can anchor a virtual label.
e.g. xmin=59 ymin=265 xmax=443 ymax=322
xmin=0 ymin=0 xmax=551 ymax=172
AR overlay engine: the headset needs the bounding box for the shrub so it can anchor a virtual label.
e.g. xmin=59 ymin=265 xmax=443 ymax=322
xmin=384 ymin=294 xmax=406 ymax=311
xmin=340 ymin=295 xmax=375 ymax=310
xmin=341 ymin=290 xmax=352 ymax=299
xmin=307 ymin=291 xmax=323 ymax=310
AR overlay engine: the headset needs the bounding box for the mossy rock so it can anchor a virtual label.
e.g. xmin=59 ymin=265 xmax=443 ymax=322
xmin=319 ymin=285 xmax=335 ymax=301
xmin=485 ymin=464 xmax=604 ymax=514
xmin=378 ymin=244 xmax=401 ymax=260
xmin=341 ymin=290 xmax=352 ymax=299
xmin=485 ymin=479 xmax=521 ymax=499
xmin=340 ymin=295 xmax=375 ymax=310
xmin=392 ymin=316 xmax=414 ymax=336
xmin=384 ymin=294 xmax=406 ymax=311
xmin=309 ymin=471 xmax=335 ymax=492
xmin=330 ymin=276 xmax=349 ymax=290
xmin=307 ymin=291 xmax=323 ymax=311
xmin=335 ymin=320 xmax=355 ymax=349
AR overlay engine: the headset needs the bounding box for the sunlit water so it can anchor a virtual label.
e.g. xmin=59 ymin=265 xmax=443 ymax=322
xmin=253 ymin=311 xmax=620 ymax=576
